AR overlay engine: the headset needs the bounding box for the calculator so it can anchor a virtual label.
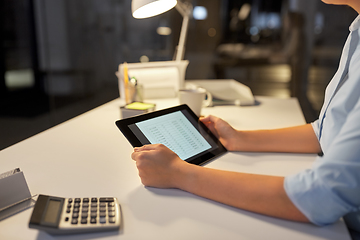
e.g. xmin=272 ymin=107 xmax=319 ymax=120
xmin=29 ymin=194 xmax=121 ymax=235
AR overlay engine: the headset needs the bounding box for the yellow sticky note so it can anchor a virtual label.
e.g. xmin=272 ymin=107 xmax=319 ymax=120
xmin=125 ymin=102 xmax=155 ymax=110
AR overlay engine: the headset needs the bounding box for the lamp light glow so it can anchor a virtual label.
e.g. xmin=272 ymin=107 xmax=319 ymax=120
xmin=157 ymin=26 xmax=172 ymax=35
xmin=193 ymin=6 xmax=207 ymax=20
xmin=132 ymin=0 xmax=177 ymax=19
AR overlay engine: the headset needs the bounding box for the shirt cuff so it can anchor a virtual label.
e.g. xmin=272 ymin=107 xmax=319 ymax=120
xmin=284 ymin=169 xmax=352 ymax=226
xmin=311 ymin=119 xmax=320 ymax=140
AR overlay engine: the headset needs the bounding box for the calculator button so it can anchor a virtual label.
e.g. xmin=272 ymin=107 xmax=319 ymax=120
xmin=99 ymin=217 xmax=106 ymax=224
xmin=108 ymin=202 xmax=115 ymax=207
xmin=68 ymin=198 xmax=73 ymax=203
xmin=75 ymin=198 xmax=81 ymax=203
xmin=82 ymin=203 xmax=89 ymax=208
xmin=99 ymin=212 xmax=106 ymax=217
xmin=83 ymin=198 xmax=89 ymax=203
xmin=81 ymin=218 xmax=87 ymax=224
xmin=91 ymin=198 xmax=98 ymax=203
xmin=82 ymin=207 xmax=89 ymax=213
xmin=90 ymin=218 xmax=97 ymax=224
xmin=109 ymin=217 xmax=116 ymax=223
xmin=90 ymin=212 xmax=97 ymax=218
xmin=72 ymin=213 xmax=79 ymax=218
xmin=100 ymin=197 xmax=114 ymax=202
xmin=71 ymin=218 xmax=78 ymax=224
xmin=99 ymin=207 xmax=106 ymax=212
xmin=74 ymin=203 xmax=80 ymax=208
xmin=67 ymin=203 xmax=72 ymax=208
xmin=108 ymin=211 xmax=115 ymax=217
xmin=73 ymin=208 xmax=80 ymax=213
xmin=108 ymin=207 xmax=115 ymax=212
xmin=81 ymin=213 xmax=88 ymax=218
xmin=65 ymin=217 xmax=69 ymax=222
xmin=99 ymin=202 xmax=106 ymax=207
xmin=90 ymin=208 xmax=97 ymax=212
xmin=91 ymin=203 xmax=97 ymax=208
xmin=66 ymin=208 xmax=71 ymax=213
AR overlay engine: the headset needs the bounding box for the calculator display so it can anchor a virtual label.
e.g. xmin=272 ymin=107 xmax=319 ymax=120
xmin=44 ymin=199 xmax=61 ymax=224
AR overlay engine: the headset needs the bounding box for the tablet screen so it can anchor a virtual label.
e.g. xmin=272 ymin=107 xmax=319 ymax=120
xmin=116 ymin=104 xmax=227 ymax=165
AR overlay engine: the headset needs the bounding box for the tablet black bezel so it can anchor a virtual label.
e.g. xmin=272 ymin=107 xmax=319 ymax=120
xmin=115 ymin=104 xmax=227 ymax=165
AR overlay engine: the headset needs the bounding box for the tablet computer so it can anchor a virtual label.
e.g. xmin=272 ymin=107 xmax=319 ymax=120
xmin=115 ymin=104 xmax=227 ymax=165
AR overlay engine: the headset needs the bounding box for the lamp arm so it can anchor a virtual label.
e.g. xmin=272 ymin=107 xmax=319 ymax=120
xmin=175 ymin=1 xmax=193 ymax=61
xmin=175 ymin=1 xmax=192 ymax=17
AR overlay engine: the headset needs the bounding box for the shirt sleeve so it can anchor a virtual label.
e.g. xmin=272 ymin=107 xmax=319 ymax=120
xmin=284 ymin=97 xmax=360 ymax=226
xmin=311 ymin=119 xmax=320 ymax=140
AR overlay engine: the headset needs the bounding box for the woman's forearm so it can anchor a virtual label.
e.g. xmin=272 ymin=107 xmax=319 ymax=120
xmin=176 ymin=164 xmax=309 ymax=222
xmin=235 ymin=124 xmax=321 ymax=153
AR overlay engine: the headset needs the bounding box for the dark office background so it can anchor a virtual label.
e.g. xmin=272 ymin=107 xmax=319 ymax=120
xmin=0 ymin=0 xmax=357 ymax=150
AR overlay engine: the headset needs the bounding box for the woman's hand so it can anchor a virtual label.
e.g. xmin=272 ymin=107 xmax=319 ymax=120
xmin=131 ymin=144 xmax=189 ymax=188
xmin=200 ymin=115 xmax=242 ymax=151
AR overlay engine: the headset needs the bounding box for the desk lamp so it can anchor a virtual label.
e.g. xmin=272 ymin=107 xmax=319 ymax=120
xmin=131 ymin=0 xmax=193 ymax=61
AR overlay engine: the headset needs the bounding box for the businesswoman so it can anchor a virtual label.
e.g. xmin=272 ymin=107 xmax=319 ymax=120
xmin=131 ymin=0 xmax=360 ymax=234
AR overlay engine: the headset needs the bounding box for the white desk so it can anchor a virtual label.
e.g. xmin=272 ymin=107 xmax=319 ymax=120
xmin=0 ymin=96 xmax=351 ymax=240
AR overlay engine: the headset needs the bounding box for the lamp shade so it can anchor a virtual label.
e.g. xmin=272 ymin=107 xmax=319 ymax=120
xmin=132 ymin=0 xmax=177 ymax=19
